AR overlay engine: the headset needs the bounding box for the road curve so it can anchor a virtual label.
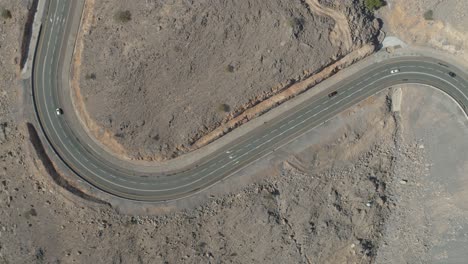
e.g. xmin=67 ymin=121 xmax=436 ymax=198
xmin=31 ymin=0 xmax=468 ymax=201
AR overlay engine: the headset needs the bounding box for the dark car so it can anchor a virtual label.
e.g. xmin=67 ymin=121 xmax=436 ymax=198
xmin=448 ymin=72 xmax=457 ymax=77
xmin=328 ymin=91 xmax=338 ymax=98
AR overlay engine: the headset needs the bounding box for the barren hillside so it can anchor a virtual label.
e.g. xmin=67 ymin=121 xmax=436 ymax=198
xmin=76 ymin=0 xmax=379 ymax=160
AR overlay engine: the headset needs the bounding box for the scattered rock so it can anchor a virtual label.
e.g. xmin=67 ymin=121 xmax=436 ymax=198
xmin=78 ymin=0 xmax=380 ymax=160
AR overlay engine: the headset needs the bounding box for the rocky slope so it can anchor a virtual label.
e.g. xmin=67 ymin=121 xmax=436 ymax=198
xmin=77 ymin=0 xmax=379 ymax=160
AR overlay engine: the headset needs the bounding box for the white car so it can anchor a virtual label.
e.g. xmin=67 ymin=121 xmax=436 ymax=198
xmin=56 ymin=108 xmax=63 ymax=116
xmin=390 ymin=69 xmax=400 ymax=74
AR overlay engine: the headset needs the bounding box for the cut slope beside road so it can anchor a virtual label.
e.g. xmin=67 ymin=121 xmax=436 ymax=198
xmin=72 ymin=0 xmax=378 ymax=161
xmin=29 ymin=0 xmax=468 ymax=202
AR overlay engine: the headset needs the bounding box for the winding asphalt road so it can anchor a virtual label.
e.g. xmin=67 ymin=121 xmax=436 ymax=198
xmin=32 ymin=0 xmax=468 ymax=201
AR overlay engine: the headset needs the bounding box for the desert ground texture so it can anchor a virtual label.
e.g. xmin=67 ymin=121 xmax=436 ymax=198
xmin=76 ymin=0 xmax=379 ymax=160
xmin=0 ymin=0 xmax=468 ymax=263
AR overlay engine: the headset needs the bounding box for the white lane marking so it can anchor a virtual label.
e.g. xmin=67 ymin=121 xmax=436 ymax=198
xmin=92 ymin=59 xmax=466 ymax=189
xmin=39 ymin=2 xmax=139 ymax=187
xmin=45 ymin=0 xmax=158 ymax=186
xmin=40 ymin=12 xmax=468 ymax=195
xmin=99 ymin=65 xmax=468 ymax=190
xmin=99 ymin=64 xmax=468 ymax=190
xmin=185 ymin=66 xmax=464 ymax=190
xmin=72 ymin=55 xmax=384 ymax=187
xmin=398 ymin=65 xmax=467 ymax=98
xmin=47 ymin=1 xmax=142 ymax=184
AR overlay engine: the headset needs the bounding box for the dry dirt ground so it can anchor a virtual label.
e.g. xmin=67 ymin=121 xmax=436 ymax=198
xmin=379 ymin=0 xmax=468 ymax=60
xmin=2 ymin=77 xmax=468 ymax=262
xmin=1 ymin=0 xmax=468 ymax=263
xmin=76 ymin=0 xmax=379 ymax=161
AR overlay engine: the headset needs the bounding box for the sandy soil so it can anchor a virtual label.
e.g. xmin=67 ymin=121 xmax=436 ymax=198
xmin=378 ymin=0 xmax=468 ymax=60
xmin=4 ymin=83 xmax=400 ymax=263
xmin=76 ymin=0 xmax=379 ymax=161
xmin=4 ymin=77 xmax=467 ymax=263
xmin=1 ymin=0 xmax=468 ymax=263
xmin=376 ymin=86 xmax=468 ymax=263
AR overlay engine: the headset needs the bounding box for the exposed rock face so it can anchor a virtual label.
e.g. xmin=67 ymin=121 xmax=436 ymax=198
xmin=319 ymin=0 xmax=381 ymax=48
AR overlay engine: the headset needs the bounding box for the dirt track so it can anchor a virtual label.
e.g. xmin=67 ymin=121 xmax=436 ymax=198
xmin=305 ymin=0 xmax=353 ymax=51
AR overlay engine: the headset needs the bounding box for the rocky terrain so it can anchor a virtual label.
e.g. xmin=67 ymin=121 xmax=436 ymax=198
xmin=0 ymin=80 xmax=402 ymax=263
xmin=76 ymin=0 xmax=379 ymax=160
xmin=3 ymin=77 xmax=467 ymax=262
xmin=378 ymin=0 xmax=468 ymax=59
xmin=1 ymin=0 xmax=468 ymax=263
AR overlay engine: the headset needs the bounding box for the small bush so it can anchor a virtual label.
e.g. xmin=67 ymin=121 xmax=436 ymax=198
xmin=225 ymin=64 xmax=235 ymax=73
xmin=114 ymin=10 xmax=131 ymax=23
xmin=287 ymin=17 xmax=304 ymax=29
xmin=85 ymin=73 xmax=96 ymax=80
xmin=217 ymin=103 xmax=231 ymax=113
xmin=423 ymin=10 xmax=434 ymax=20
xmin=1 ymin=8 xmax=12 ymax=19
xmin=364 ymin=0 xmax=385 ymax=11
xmin=287 ymin=17 xmax=305 ymax=36
xmin=196 ymin=242 xmax=208 ymax=255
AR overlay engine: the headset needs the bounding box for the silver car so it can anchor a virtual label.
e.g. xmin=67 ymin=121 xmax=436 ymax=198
xmin=55 ymin=108 xmax=63 ymax=116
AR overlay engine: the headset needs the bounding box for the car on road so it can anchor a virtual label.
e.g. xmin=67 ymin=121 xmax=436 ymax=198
xmin=390 ymin=69 xmax=400 ymax=74
xmin=55 ymin=108 xmax=63 ymax=116
xmin=448 ymin=72 xmax=457 ymax=77
xmin=328 ymin=91 xmax=338 ymax=98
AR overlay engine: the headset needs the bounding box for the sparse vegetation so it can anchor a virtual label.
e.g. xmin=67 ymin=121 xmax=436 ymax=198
xmin=423 ymin=10 xmax=434 ymax=20
xmin=225 ymin=64 xmax=235 ymax=73
xmin=196 ymin=242 xmax=208 ymax=255
xmin=287 ymin=17 xmax=305 ymax=36
xmin=1 ymin=8 xmax=12 ymax=19
xmin=364 ymin=0 xmax=385 ymax=11
xmin=78 ymin=0 xmax=379 ymax=160
xmin=85 ymin=73 xmax=97 ymax=80
xmin=114 ymin=10 xmax=131 ymax=23
xmin=287 ymin=17 xmax=304 ymax=28
xmin=217 ymin=103 xmax=231 ymax=113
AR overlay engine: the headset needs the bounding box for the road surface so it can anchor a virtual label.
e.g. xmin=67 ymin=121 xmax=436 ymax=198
xmin=31 ymin=0 xmax=468 ymax=201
